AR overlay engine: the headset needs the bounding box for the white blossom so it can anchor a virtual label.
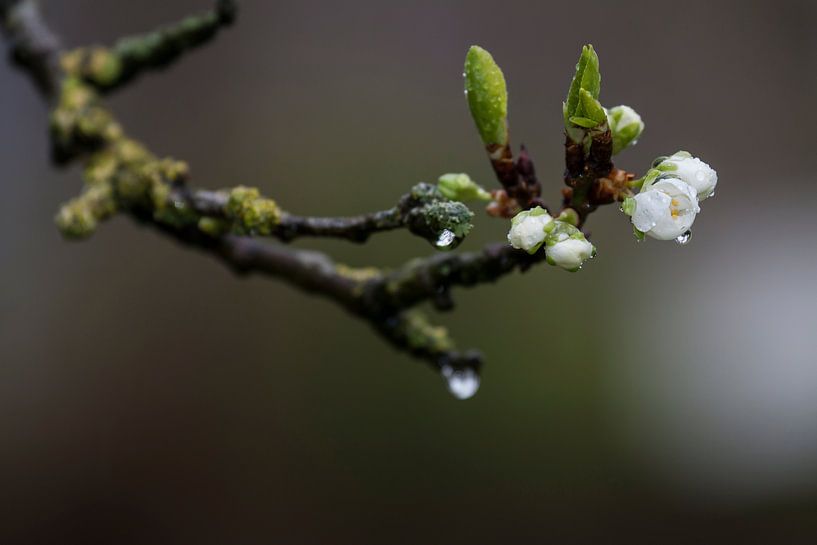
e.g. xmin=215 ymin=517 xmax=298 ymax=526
xmin=542 ymin=220 xmax=595 ymax=271
xmin=657 ymin=151 xmax=717 ymax=201
xmin=631 ymin=178 xmax=700 ymax=240
xmin=507 ymin=206 xmax=552 ymax=254
xmin=607 ymin=105 xmax=644 ymax=154
xmin=547 ymin=235 xmax=595 ymax=271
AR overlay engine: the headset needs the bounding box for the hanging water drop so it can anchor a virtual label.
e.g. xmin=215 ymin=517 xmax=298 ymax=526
xmin=441 ymin=365 xmax=480 ymax=400
xmin=675 ymin=230 xmax=691 ymax=245
xmin=435 ymin=229 xmax=456 ymax=249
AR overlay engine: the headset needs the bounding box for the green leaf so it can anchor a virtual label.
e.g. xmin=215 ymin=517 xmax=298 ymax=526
xmin=564 ymin=44 xmax=601 ymax=128
xmin=568 ymin=116 xmax=598 ymax=128
xmin=578 ymin=88 xmax=606 ymax=125
xmin=464 ymin=45 xmax=508 ymax=146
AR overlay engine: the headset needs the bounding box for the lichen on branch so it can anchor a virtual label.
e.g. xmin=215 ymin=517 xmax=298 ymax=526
xmin=1 ymin=1 xmax=719 ymax=398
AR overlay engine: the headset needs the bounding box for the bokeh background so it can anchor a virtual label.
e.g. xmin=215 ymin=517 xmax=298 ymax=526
xmin=2 ymin=0 xmax=817 ymax=543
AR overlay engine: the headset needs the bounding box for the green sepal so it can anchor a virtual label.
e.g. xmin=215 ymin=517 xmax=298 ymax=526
xmin=639 ymin=169 xmax=664 ymax=192
xmin=556 ymin=208 xmax=580 ymax=226
xmin=633 ymin=225 xmax=645 ymax=241
xmin=510 ymin=205 xmax=549 ymax=227
xmin=620 ymin=197 xmax=636 ymax=216
xmin=611 ymin=122 xmax=642 ymax=154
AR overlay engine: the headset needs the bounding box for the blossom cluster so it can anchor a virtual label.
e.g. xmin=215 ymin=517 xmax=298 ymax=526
xmin=623 ymin=151 xmax=718 ymax=242
xmin=507 ymin=207 xmax=595 ymax=272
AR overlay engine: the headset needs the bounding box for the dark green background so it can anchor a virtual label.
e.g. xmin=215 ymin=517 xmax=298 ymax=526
xmin=2 ymin=0 xmax=817 ymax=543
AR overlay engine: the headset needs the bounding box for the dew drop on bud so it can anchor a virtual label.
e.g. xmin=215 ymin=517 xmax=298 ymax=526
xmin=435 ymin=229 xmax=457 ymax=249
xmin=441 ymin=365 xmax=480 ymax=400
xmin=675 ymin=230 xmax=692 ymax=245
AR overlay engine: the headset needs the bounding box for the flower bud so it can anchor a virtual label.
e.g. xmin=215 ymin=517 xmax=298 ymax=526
xmin=437 ymin=173 xmax=491 ymax=202
xmin=464 ymin=46 xmax=508 ymax=147
xmin=544 ymin=221 xmax=595 ymax=272
xmin=654 ymin=151 xmax=717 ymax=201
xmin=630 ymin=178 xmax=700 ymax=240
xmin=507 ymin=206 xmax=552 ymax=254
xmin=607 ymin=105 xmax=644 ymax=154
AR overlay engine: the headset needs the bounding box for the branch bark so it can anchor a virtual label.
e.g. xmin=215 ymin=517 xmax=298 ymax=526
xmin=1 ymin=0 xmax=550 ymax=375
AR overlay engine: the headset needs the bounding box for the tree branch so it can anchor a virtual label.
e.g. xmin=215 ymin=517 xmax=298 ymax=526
xmin=3 ymin=0 xmax=535 ymax=378
xmin=60 ymin=0 xmax=236 ymax=93
xmin=1 ymin=0 xmax=62 ymax=98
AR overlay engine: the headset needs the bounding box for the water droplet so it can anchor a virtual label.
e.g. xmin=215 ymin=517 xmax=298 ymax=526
xmin=435 ymin=229 xmax=457 ymax=249
xmin=675 ymin=230 xmax=691 ymax=245
xmin=441 ymin=365 xmax=480 ymax=400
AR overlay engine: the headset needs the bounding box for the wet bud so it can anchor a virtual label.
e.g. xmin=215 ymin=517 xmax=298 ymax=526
xmin=630 ymin=178 xmax=699 ymax=241
xmin=608 ymin=105 xmax=644 ymax=154
xmin=654 ymin=151 xmax=718 ymax=201
xmin=507 ymin=206 xmax=552 ymax=254
xmin=464 ymin=46 xmax=508 ymax=147
xmin=437 ymin=173 xmax=491 ymax=202
xmin=544 ymin=221 xmax=595 ymax=272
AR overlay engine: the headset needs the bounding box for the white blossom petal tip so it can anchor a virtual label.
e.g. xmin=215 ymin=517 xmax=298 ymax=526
xmin=656 ymin=152 xmax=717 ymax=201
xmin=507 ymin=206 xmax=553 ymax=254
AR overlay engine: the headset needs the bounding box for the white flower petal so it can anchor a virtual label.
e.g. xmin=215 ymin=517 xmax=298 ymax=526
xmin=507 ymin=211 xmax=552 ymax=252
xmin=547 ymin=237 xmax=594 ymax=271
xmin=663 ymin=154 xmax=717 ymax=201
xmin=632 ymin=179 xmax=700 ymax=241
xmin=632 ymin=190 xmax=671 ymax=233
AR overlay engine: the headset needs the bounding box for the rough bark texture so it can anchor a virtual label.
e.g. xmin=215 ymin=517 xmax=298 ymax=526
xmin=1 ymin=0 xmax=627 ymax=378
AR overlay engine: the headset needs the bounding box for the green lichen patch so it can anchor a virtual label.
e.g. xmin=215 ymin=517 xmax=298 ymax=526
xmin=400 ymin=310 xmax=455 ymax=353
xmin=420 ymin=201 xmax=473 ymax=238
xmin=61 ymin=47 xmax=123 ymax=88
xmin=50 ymin=77 xmax=122 ymax=155
xmin=55 ymin=183 xmax=117 ymax=239
xmin=226 ymin=186 xmax=281 ymax=236
xmin=335 ymin=263 xmax=383 ymax=284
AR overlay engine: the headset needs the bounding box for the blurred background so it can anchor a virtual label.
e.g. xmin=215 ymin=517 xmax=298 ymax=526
xmin=2 ymin=0 xmax=817 ymax=543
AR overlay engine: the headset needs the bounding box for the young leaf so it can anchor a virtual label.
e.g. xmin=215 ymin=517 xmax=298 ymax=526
xmin=579 ymin=88 xmax=606 ymax=125
xmin=568 ymin=116 xmax=598 ymax=128
xmin=464 ymin=45 xmax=508 ymax=147
xmin=563 ymin=44 xmax=601 ymax=128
